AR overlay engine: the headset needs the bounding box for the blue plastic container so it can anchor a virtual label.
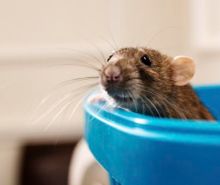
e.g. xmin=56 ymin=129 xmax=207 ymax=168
xmin=84 ymin=85 xmax=220 ymax=185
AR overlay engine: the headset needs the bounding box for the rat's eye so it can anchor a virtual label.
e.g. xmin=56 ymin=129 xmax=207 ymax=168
xmin=140 ymin=55 xmax=151 ymax=66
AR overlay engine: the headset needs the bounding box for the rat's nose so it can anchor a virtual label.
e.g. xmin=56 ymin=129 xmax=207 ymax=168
xmin=104 ymin=65 xmax=122 ymax=83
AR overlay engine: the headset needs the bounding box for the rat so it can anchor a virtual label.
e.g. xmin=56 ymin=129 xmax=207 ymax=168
xmin=99 ymin=47 xmax=215 ymax=120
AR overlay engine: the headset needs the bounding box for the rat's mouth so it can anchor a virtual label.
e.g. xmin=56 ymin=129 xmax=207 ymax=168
xmin=103 ymin=85 xmax=135 ymax=104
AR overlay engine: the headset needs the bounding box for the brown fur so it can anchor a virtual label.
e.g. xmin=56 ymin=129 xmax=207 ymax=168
xmin=101 ymin=47 xmax=215 ymax=121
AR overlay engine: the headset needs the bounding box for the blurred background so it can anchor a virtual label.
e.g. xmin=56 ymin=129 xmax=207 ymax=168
xmin=0 ymin=0 xmax=219 ymax=185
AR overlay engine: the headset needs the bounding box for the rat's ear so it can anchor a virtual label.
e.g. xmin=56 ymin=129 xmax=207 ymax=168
xmin=171 ymin=56 xmax=195 ymax=86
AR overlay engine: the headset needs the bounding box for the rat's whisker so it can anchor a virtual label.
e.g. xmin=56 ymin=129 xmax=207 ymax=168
xmin=45 ymin=54 xmax=102 ymax=70
xmin=67 ymin=95 xmax=86 ymax=121
xmin=142 ymin=89 xmax=187 ymax=119
xmin=50 ymin=84 xmax=98 ymax=143
xmin=150 ymin=95 xmax=170 ymax=118
xmin=31 ymin=78 xmax=98 ymax=114
xmin=45 ymin=81 xmax=98 ymax=130
xmin=55 ymin=76 xmax=99 ymax=89
xmin=31 ymin=82 xmax=98 ymax=124
xmin=109 ymin=32 xmax=119 ymax=51
xmin=65 ymin=48 xmax=104 ymax=66
xmin=146 ymin=90 xmax=183 ymax=117
xmin=142 ymin=96 xmax=161 ymax=118
xmin=51 ymin=62 xmax=101 ymax=72
xmin=139 ymin=95 xmax=155 ymax=116
xmin=61 ymin=82 xmax=99 ymax=115
xmin=67 ymin=57 xmax=102 ymax=68
xmin=164 ymin=100 xmax=187 ymax=119
xmin=63 ymin=83 xmax=99 ymax=119
xmin=133 ymin=95 xmax=139 ymax=113
xmin=54 ymin=48 xmax=103 ymax=68
xmin=44 ymin=97 xmax=77 ymax=131
xmin=85 ymin=41 xmax=108 ymax=63
xmin=127 ymin=91 xmax=138 ymax=112
xmin=59 ymin=56 xmax=102 ymax=70
xmin=162 ymin=99 xmax=186 ymax=119
xmin=99 ymin=37 xmax=118 ymax=51
xmin=31 ymin=92 xmax=74 ymax=125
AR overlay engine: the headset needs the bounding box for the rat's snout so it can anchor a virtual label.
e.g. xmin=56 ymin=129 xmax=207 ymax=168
xmin=102 ymin=64 xmax=122 ymax=84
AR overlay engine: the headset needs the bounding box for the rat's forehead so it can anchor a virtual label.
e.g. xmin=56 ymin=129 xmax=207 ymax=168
xmin=110 ymin=47 xmax=143 ymax=59
xmin=108 ymin=47 xmax=164 ymax=63
xmin=116 ymin=47 xmax=142 ymax=55
xmin=109 ymin=53 xmax=124 ymax=63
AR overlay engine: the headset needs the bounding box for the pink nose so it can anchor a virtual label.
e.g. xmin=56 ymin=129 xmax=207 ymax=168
xmin=104 ymin=65 xmax=122 ymax=83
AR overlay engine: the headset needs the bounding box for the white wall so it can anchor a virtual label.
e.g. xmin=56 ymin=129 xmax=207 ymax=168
xmin=0 ymin=0 xmax=111 ymax=48
xmin=0 ymin=0 xmax=191 ymax=53
xmin=0 ymin=0 xmax=195 ymax=141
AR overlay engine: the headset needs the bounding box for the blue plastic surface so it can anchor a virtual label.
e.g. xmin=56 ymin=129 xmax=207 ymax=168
xmin=84 ymin=85 xmax=220 ymax=185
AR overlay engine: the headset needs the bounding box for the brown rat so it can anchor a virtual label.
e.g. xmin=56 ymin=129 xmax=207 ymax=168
xmin=100 ymin=47 xmax=215 ymax=120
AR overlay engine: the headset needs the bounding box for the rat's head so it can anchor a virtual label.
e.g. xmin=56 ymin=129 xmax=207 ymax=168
xmin=100 ymin=47 xmax=195 ymax=111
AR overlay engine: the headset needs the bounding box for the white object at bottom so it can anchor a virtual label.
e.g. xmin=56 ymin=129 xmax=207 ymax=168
xmin=68 ymin=139 xmax=109 ymax=185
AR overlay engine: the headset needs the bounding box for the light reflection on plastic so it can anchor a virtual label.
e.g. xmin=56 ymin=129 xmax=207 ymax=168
xmin=133 ymin=118 xmax=148 ymax=125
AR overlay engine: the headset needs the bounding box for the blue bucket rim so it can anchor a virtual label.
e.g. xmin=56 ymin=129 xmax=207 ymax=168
xmin=84 ymin=85 xmax=220 ymax=145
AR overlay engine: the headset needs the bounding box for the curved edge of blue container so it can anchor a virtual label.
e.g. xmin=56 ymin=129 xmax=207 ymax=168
xmin=84 ymin=85 xmax=220 ymax=185
xmin=85 ymin=85 xmax=220 ymax=145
